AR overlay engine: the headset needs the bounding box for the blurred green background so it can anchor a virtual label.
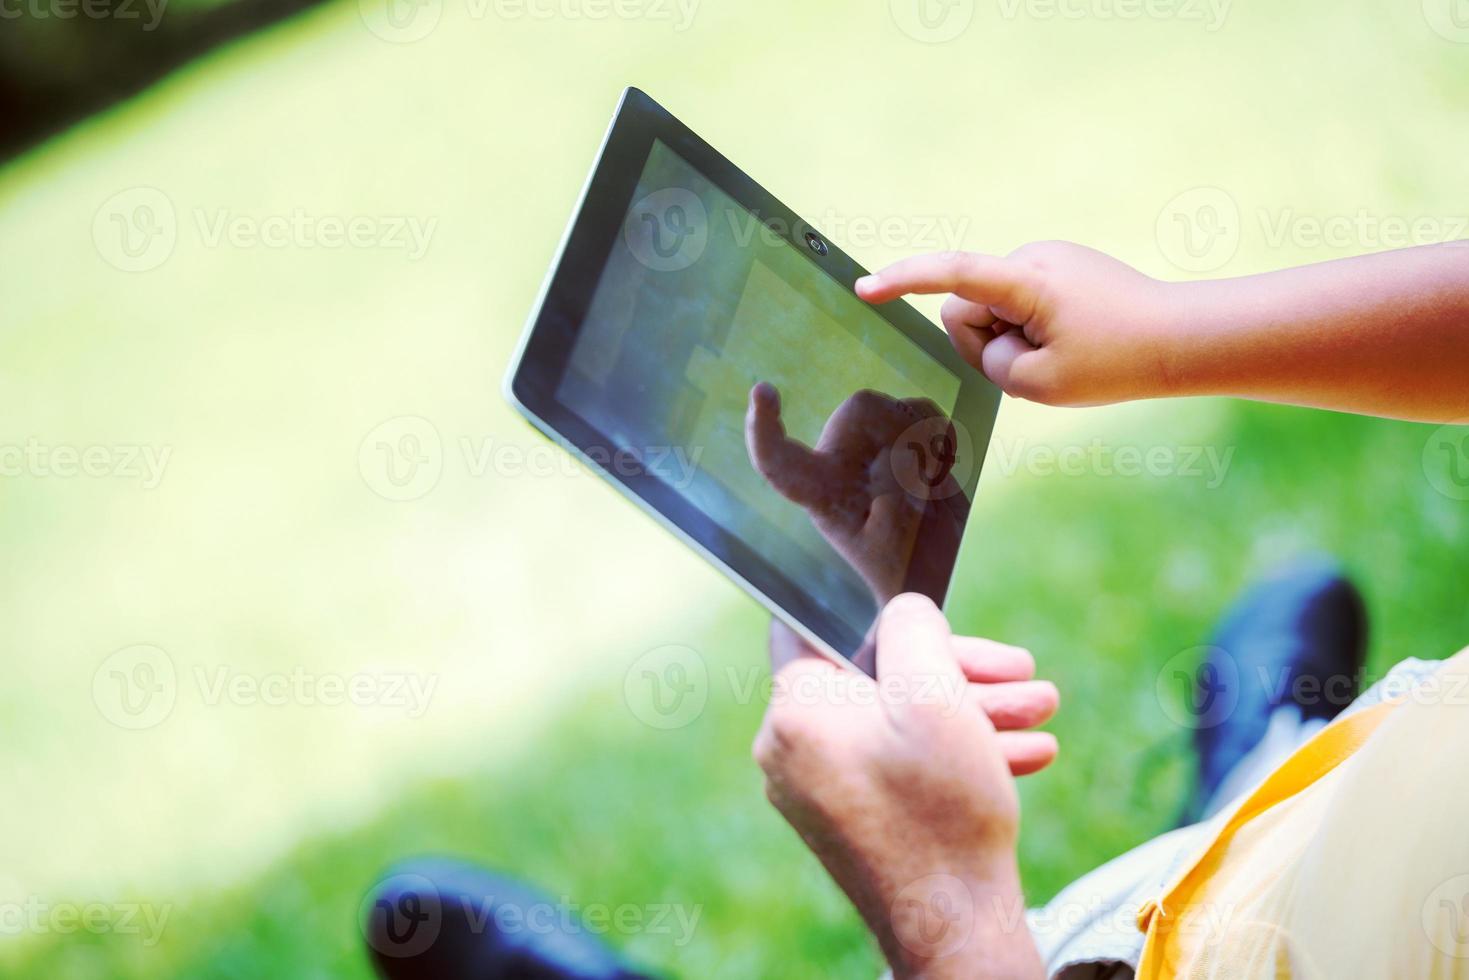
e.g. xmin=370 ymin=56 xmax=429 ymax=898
xmin=3 ymin=0 xmax=1468 ymax=975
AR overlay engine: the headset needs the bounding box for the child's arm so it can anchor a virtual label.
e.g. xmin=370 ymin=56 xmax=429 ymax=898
xmin=856 ymin=241 xmax=1469 ymax=423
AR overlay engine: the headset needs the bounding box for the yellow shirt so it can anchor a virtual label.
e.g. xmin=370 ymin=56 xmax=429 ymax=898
xmin=1136 ymin=647 xmax=1469 ymax=977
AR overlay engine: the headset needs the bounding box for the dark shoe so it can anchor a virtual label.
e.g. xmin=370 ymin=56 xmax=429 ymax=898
xmin=363 ymin=858 xmax=657 ymax=980
xmin=1179 ymin=561 xmax=1367 ymax=825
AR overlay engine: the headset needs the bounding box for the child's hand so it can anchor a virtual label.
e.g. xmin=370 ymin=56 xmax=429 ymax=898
xmin=744 ymin=382 xmax=964 ymax=610
xmin=856 ymin=242 xmax=1176 ymax=407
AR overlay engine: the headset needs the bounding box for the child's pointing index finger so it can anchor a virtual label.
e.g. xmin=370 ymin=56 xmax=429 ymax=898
xmin=855 ymin=251 xmax=1035 ymax=324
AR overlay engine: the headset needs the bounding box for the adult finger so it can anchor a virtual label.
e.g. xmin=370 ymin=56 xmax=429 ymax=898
xmin=951 ymin=637 xmax=1035 ymax=683
xmin=874 ymin=593 xmax=963 ymax=723
xmin=998 ymin=731 xmax=1059 ymax=776
xmin=970 ymin=680 xmax=1060 ymax=731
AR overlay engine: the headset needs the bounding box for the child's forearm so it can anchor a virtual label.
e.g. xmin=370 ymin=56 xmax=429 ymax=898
xmin=1160 ymin=243 xmax=1469 ymax=422
xmin=862 ymin=240 xmax=1468 ymax=420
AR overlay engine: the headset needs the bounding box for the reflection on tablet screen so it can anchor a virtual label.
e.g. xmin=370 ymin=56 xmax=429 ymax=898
xmin=556 ymin=139 xmax=968 ymax=663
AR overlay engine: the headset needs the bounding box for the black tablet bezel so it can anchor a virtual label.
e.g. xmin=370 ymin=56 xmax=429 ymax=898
xmin=505 ymin=87 xmax=1001 ymax=667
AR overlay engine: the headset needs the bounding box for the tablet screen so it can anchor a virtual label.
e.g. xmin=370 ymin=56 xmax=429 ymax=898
xmin=553 ymin=139 xmax=970 ymax=661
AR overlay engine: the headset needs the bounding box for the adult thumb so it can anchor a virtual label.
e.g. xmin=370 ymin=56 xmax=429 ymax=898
xmin=875 ymin=594 xmax=964 ymax=720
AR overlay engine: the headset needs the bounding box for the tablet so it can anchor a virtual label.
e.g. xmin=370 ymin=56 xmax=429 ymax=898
xmin=505 ymin=88 xmax=1001 ymax=674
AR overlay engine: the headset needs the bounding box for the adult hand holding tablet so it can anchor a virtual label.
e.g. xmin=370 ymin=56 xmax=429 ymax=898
xmin=505 ymin=88 xmax=1001 ymax=673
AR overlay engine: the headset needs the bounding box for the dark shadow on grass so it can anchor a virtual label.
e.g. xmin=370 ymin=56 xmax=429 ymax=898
xmin=0 ymin=0 xmax=330 ymax=160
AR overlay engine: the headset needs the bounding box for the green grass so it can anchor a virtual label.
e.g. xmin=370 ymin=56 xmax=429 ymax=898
xmin=7 ymin=400 xmax=1466 ymax=978
xmin=2 ymin=0 xmax=1467 ymax=975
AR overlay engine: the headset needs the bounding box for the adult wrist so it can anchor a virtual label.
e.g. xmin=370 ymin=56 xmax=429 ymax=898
xmin=881 ymin=859 xmax=1042 ymax=980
